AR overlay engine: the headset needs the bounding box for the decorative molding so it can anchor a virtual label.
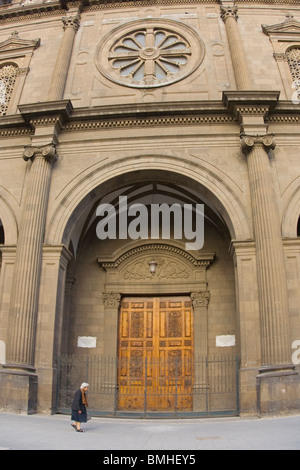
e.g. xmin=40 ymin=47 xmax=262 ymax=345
xmin=1 ymin=96 xmax=300 ymax=137
xmin=0 ymin=0 xmax=298 ymax=25
xmin=64 ymin=114 xmax=235 ymax=131
xmin=0 ymin=127 xmax=32 ymax=137
xmin=98 ymin=243 xmax=215 ymax=271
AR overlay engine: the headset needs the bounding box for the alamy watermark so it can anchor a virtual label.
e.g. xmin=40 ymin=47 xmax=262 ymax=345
xmin=96 ymin=196 xmax=204 ymax=250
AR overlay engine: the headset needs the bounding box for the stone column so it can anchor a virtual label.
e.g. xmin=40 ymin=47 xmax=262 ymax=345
xmin=5 ymin=144 xmax=57 ymax=370
xmin=102 ymin=292 xmax=121 ymax=358
xmin=191 ymin=291 xmax=210 ymax=358
xmin=191 ymin=290 xmax=210 ymax=412
xmin=0 ymin=245 xmax=17 ymax=361
xmin=240 ymin=134 xmax=292 ymax=370
xmin=48 ymin=12 xmax=80 ymax=101
xmin=220 ymin=3 xmax=252 ymax=90
xmin=230 ymin=240 xmax=260 ymax=414
xmin=102 ymin=292 xmax=121 ymax=411
xmin=35 ymin=245 xmax=72 ymax=413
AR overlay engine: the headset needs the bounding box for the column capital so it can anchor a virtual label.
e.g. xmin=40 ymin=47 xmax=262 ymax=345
xmin=220 ymin=5 xmax=238 ymax=22
xmin=240 ymin=134 xmax=276 ymax=154
xmin=102 ymin=292 xmax=121 ymax=309
xmin=191 ymin=291 xmax=210 ymax=308
xmin=23 ymin=143 xmax=57 ymax=164
xmin=62 ymin=13 xmax=80 ymax=32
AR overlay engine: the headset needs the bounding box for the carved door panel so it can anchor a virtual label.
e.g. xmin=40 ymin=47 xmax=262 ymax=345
xmin=118 ymin=297 xmax=193 ymax=411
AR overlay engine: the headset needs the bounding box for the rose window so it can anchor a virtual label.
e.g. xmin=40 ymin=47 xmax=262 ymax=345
xmin=96 ymin=19 xmax=205 ymax=88
xmin=110 ymin=28 xmax=191 ymax=85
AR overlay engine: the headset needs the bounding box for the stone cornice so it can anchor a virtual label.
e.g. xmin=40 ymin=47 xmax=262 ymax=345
xmin=0 ymin=96 xmax=300 ymax=137
xmin=0 ymin=0 xmax=298 ymax=24
xmin=0 ymin=1 xmax=65 ymax=24
xmin=222 ymin=91 xmax=281 ymax=115
xmin=18 ymin=100 xmax=73 ymax=123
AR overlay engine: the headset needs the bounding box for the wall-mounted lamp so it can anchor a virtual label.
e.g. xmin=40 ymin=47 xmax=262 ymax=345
xmin=149 ymin=260 xmax=157 ymax=275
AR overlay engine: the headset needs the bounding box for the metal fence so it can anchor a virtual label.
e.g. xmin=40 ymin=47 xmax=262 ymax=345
xmin=56 ymin=354 xmax=239 ymax=418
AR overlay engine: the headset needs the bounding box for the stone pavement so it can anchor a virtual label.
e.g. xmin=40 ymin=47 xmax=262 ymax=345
xmin=0 ymin=412 xmax=299 ymax=452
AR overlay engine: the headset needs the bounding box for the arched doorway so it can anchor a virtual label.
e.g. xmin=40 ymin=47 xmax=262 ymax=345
xmin=56 ymin=170 xmax=241 ymax=417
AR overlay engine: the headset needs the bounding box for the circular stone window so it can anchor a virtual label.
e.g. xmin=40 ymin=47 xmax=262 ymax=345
xmin=96 ymin=18 xmax=205 ymax=88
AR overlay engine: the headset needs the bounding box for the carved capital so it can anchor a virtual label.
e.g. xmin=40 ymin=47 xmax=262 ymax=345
xmin=102 ymin=292 xmax=121 ymax=309
xmin=240 ymin=134 xmax=276 ymax=154
xmin=62 ymin=14 xmax=80 ymax=32
xmin=220 ymin=5 xmax=238 ymax=22
xmin=273 ymin=52 xmax=287 ymax=63
xmin=191 ymin=291 xmax=210 ymax=308
xmin=23 ymin=144 xmax=58 ymax=164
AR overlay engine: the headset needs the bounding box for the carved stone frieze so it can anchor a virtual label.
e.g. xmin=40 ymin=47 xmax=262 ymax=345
xmin=122 ymin=257 xmax=190 ymax=281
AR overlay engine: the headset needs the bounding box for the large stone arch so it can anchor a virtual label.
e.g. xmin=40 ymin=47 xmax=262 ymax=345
xmin=0 ymin=189 xmax=19 ymax=245
xmin=45 ymin=154 xmax=252 ymax=248
xmin=281 ymin=177 xmax=300 ymax=238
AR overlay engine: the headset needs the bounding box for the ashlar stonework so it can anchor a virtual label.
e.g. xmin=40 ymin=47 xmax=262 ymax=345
xmin=0 ymin=0 xmax=299 ymax=417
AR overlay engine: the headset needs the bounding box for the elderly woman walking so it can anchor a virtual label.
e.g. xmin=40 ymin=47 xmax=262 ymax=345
xmin=71 ymin=382 xmax=89 ymax=432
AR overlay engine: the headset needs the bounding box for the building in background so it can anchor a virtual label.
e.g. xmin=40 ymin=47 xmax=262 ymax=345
xmin=0 ymin=0 xmax=299 ymax=417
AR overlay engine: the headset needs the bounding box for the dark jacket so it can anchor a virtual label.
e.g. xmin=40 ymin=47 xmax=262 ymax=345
xmin=71 ymin=389 xmax=86 ymax=412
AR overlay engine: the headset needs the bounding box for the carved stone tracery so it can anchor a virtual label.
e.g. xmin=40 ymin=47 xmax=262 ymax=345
xmin=96 ymin=17 xmax=205 ymax=89
xmin=0 ymin=63 xmax=18 ymax=115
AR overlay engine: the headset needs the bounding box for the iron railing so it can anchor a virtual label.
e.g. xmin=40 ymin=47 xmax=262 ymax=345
xmin=56 ymin=354 xmax=239 ymax=418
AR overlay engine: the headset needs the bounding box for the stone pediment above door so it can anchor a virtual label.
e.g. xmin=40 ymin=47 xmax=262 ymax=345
xmin=262 ymin=17 xmax=300 ymax=38
xmin=97 ymin=243 xmax=215 ymax=294
xmin=0 ymin=32 xmax=40 ymax=57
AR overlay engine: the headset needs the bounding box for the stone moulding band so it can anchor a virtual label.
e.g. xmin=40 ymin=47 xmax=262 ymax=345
xmin=98 ymin=243 xmax=215 ymax=270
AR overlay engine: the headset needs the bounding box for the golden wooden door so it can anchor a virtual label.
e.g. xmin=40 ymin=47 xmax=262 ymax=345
xmin=118 ymin=296 xmax=193 ymax=412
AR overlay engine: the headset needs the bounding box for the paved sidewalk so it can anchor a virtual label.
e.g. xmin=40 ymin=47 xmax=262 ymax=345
xmin=0 ymin=412 xmax=299 ymax=451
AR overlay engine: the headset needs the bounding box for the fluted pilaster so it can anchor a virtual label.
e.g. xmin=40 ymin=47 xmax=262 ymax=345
xmin=48 ymin=12 xmax=80 ymax=101
xmin=241 ymin=135 xmax=291 ymax=369
xmin=221 ymin=4 xmax=252 ymax=90
xmin=6 ymin=145 xmax=57 ymax=369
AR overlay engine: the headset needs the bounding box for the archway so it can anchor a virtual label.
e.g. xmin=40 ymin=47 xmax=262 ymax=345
xmin=46 ymin=159 xmax=252 ymax=249
xmin=57 ymin=170 xmax=240 ymax=416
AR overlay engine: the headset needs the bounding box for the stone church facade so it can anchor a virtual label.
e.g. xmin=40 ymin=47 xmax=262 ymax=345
xmin=0 ymin=0 xmax=299 ymax=416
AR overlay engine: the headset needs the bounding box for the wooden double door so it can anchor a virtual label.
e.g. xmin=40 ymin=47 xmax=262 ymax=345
xmin=118 ymin=296 xmax=193 ymax=412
